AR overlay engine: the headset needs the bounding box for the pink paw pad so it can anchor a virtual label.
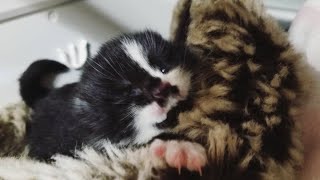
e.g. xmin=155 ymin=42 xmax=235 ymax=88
xmin=150 ymin=139 xmax=207 ymax=175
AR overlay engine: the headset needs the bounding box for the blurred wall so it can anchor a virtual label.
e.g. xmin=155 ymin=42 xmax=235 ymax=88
xmin=0 ymin=0 xmax=303 ymax=107
xmin=0 ymin=0 xmax=178 ymax=107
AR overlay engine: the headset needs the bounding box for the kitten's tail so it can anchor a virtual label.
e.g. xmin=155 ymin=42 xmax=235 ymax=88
xmin=19 ymin=60 xmax=69 ymax=107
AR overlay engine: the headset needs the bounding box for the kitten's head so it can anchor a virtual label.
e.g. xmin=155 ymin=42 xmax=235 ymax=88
xmin=79 ymin=30 xmax=197 ymax=143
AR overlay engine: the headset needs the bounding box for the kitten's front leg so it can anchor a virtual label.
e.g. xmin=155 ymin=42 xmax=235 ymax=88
xmin=150 ymin=139 xmax=207 ymax=175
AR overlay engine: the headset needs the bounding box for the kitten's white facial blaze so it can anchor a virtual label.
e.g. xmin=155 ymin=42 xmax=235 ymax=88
xmin=122 ymin=40 xmax=162 ymax=78
xmin=122 ymin=40 xmax=191 ymax=99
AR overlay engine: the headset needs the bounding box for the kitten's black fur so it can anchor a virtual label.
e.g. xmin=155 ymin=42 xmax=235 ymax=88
xmin=20 ymin=30 xmax=197 ymax=161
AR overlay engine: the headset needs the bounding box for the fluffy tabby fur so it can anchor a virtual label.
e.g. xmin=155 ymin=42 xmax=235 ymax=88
xmin=169 ymin=0 xmax=313 ymax=179
xmin=0 ymin=0 xmax=315 ymax=179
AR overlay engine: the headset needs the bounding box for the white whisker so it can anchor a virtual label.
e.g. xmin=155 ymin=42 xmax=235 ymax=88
xmin=86 ymin=59 xmax=111 ymax=79
xmin=98 ymin=52 xmax=126 ymax=80
xmin=88 ymin=57 xmax=117 ymax=80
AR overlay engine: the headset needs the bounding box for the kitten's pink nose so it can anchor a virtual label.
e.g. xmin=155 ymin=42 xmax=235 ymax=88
xmin=152 ymin=82 xmax=172 ymax=99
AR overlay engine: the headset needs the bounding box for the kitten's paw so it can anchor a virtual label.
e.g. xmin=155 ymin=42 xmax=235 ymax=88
xmin=150 ymin=139 xmax=207 ymax=175
xmin=56 ymin=39 xmax=89 ymax=69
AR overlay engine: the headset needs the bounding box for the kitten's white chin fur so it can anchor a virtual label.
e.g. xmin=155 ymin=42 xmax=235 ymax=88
xmin=131 ymin=95 xmax=181 ymax=145
xmin=131 ymin=102 xmax=165 ymax=144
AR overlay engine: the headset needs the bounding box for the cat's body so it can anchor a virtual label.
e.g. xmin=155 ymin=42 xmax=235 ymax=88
xmin=20 ymin=31 xmax=198 ymax=160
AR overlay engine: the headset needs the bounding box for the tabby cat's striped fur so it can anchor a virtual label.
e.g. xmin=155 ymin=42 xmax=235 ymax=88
xmin=169 ymin=0 xmax=313 ymax=179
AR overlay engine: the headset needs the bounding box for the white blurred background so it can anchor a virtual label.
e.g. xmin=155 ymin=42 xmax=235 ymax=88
xmin=0 ymin=0 xmax=305 ymax=107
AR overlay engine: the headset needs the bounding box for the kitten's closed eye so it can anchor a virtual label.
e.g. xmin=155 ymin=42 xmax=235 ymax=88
xmin=148 ymin=55 xmax=172 ymax=74
xmin=131 ymin=88 xmax=143 ymax=97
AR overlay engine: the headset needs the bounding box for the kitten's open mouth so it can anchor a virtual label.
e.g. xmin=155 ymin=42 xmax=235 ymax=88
xmin=155 ymin=98 xmax=166 ymax=107
xmin=151 ymin=81 xmax=181 ymax=107
xmin=154 ymin=95 xmax=181 ymax=116
xmin=154 ymin=94 xmax=182 ymax=108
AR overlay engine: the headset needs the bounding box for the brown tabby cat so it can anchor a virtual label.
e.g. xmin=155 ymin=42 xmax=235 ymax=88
xmin=161 ymin=0 xmax=314 ymax=179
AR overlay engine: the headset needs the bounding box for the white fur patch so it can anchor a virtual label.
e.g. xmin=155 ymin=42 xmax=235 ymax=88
xmin=53 ymin=69 xmax=82 ymax=88
xmin=132 ymin=102 xmax=166 ymax=144
xmin=163 ymin=67 xmax=192 ymax=99
xmin=122 ymin=40 xmax=162 ymax=78
xmin=164 ymin=96 xmax=179 ymax=112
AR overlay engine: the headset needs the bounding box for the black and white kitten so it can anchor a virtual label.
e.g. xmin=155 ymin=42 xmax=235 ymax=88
xmin=20 ymin=30 xmax=200 ymax=162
